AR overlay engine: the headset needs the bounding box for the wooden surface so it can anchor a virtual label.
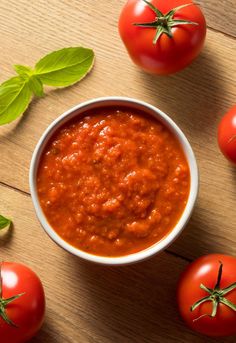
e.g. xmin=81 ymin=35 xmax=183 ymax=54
xmin=0 ymin=1 xmax=236 ymax=342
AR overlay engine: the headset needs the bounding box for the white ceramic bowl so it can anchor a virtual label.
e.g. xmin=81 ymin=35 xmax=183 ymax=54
xmin=29 ymin=97 xmax=198 ymax=265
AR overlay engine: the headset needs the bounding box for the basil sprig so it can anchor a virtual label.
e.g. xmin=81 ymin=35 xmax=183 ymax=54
xmin=0 ymin=215 xmax=11 ymax=230
xmin=0 ymin=47 xmax=95 ymax=125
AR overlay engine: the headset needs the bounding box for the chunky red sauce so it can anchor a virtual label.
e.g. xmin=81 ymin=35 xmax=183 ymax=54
xmin=37 ymin=107 xmax=190 ymax=257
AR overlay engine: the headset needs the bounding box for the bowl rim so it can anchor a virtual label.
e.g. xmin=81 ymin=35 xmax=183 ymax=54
xmin=29 ymin=96 xmax=199 ymax=265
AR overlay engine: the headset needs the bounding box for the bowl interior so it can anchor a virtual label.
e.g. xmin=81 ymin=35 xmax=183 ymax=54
xmin=30 ymin=97 xmax=198 ymax=265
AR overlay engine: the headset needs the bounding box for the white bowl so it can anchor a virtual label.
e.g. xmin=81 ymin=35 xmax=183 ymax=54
xmin=29 ymin=97 xmax=198 ymax=265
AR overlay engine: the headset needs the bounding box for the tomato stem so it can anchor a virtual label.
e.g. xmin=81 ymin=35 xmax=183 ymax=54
xmin=200 ymin=283 xmax=212 ymax=294
xmin=214 ymin=261 xmax=223 ymax=289
xmin=191 ymin=262 xmax=236 ymax=321
xmin=220 ymin=297 xmax=236 ymax=311
xmin=0 ymin=262 xmax=25 ymax=327
xmin=221 ymin=282 xmax=236 ymax=296
xmin=140 ymin=0 xmax=164 ymax=17
xmin=191 ymin=295 xmax=212 ymax=312
xmin=133 ymin=1 xmax=198 ymax=44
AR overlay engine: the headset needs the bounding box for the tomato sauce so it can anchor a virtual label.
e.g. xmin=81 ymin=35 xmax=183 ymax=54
xmin=37 ymin=107 xmax=190 ymax=257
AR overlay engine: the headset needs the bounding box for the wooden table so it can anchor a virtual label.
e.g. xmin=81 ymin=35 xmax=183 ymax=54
xmin=0 ymin=1 xmax=235 ymax=342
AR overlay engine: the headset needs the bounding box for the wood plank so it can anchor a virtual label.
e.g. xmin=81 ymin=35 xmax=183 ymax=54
xmin=169 ymin=163 xmax=236 ymax=259
xmin=0 ymin=0 xmax=235 ymax=262
xmin=0 ymin=28 xmax=235 ymax=192
xmin=0 ymin=3 xmax=236 ymax=341
xmin=196 ymin=0 xmax=236 ymax=37
xmin=1 ymin=184 xmax=235 ymax=343
xmin=0 ymin=0 xmax=235 ymax=41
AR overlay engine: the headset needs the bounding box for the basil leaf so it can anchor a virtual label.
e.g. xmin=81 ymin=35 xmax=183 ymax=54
xmin=0 ymin=46 xmax=95 ymax=125
xmin=14 ymin=65 xmax=33 ymax=77
xmin=28 ymin=75 xmax=44 ymax=97
xmin=0 ymin=76 xmax=32 ymax=125
xmin=35 ymin=47 xmax=95 ymax=87
xmin=0 ymin=215 xmax=11 ymax=230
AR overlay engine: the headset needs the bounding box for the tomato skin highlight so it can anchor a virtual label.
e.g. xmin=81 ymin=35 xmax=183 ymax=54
xmin=0 ymin=262 xmax=45 ymax=343
xmin=218 ymin=105 xmax=236 ymax=164
xmin=119 ymin=0 xmax=206 ymax=75
xmin=177 ymin=254 xmax=236 ymax=337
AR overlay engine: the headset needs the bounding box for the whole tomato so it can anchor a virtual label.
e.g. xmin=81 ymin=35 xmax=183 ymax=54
xmin=119 ymin=0 xmax=206 ymax=75
xmin=177 ymin=254 xmax=236 ymax=337
xmin=218 ymin=105 xmax=236 ymax=164
xmin=0 ymin=262 xmax=45 ymax=343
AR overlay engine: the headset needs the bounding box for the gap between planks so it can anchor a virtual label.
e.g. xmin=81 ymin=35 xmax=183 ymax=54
xmin=0 ymin=180 xmax=193 ymax=264
xmin=0 ymin=180 xmax=30 ymax=197
xmin=208 ymin=26 xmax=236 ymax=40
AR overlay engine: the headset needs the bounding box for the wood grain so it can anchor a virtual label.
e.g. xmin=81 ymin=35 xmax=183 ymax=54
xmin=0 ymin=30 xmax=235 ymax=193
xmin=0 ymin=1 xmax=236 ymax=342
xmin=1 ymin=184 xmax=236 ymax=343
xmin=196 ymin=0 xmax=236 ymax=37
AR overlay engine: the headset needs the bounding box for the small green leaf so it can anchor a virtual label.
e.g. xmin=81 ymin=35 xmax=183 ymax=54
xmin=221 ymin=282 xmax=236 ymax=296
xmin=28 ymin=75 xmax=44 ymax=97
xmin=0 ymin=215 xmax=11 ymax=230
xmin=220 ymin=297 xmax=236 ymax=311
xmin=0 ymin=77 xmax=32 ymax=125
xmin=2 ymin=292 xmax=25 ymax=306
xmin=200 ymin=283 xmax=213 ymax=294
xmin=166 ymin=3 xmax=194 ymax=18
xmin=191 ymin=295 xmax=212 ymax=312
xmin=34 ymin=47 xmax=95 ymax=87
xmin=14 ymin=65 xmax=33 ymax=77
xmin=169 ymin=20 xmax=198 ymax=27
xmin=0 ymin=292 xmax=25 ymax=327
xmin=0 ymin=305 xmax=17 ymax=327
xmin=141 ymin=0 xmax=164 ymax=17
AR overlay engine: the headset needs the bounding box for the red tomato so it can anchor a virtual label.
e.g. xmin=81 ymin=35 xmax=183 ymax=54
xmin=218 ymin=105 xmax=236 ymax=164
xmin=0 ymin=262 xmax=45 ymax=343
xmin=177 ymin=254 xmax=236 ymax=337
xmin=119 ymin=0 xmax=206 ymax=75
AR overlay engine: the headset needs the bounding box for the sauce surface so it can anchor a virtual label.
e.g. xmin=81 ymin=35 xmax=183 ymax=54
xmin=37 ymin=107 xmax=190 ymax=257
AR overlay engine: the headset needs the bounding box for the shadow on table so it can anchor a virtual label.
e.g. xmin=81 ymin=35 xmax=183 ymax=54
xmin=139 ymin=46 xmax=225 ymax=133
xmin=0 ymin=224 xmax=14 ymax=247
xmin=167 ymin=205 xmax=218 ymax=259
xmin=139 ymin=47 xmax=233 ymax=259
xmin=230 ymin=164 xmax=236 ymax=182
xmin=66 ymin=252 xmax=235 ymax=343
xmin=0 ymin=96 xmax=41 ymax=139
xmin=29 ymin=317 xmax=55 ymax=343
xmin=168 ymin=166 xmax=236 ymax=259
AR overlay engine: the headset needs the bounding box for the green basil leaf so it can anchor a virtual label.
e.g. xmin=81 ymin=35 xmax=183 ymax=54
xmin=0 ymin=46 xmax=94 ymax=126
xmin=0 ymin=76 xmax=32 ymax=125
xmin=28 ymin=75 xmax=44 ymax=97
xmin=14 ymin=65 xmax=33 ymax=77
xmin=0 ymin=215 xmax=11 ymax=230
xmin=34 ymin=47 xmax=95 ymax=87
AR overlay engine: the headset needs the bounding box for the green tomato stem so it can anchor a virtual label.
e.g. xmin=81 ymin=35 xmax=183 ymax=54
xmin=191 ymin=262 xmax=236 ymax=322
xmin=133 ymin=1 xmax=198 ymax=44
xmin=0 ymin=262 xmax=25 ymax=327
